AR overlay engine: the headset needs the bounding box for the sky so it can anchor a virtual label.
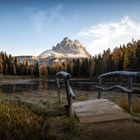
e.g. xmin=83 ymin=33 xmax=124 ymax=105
xmin=0 ymin=0 xmax=140 ymax=56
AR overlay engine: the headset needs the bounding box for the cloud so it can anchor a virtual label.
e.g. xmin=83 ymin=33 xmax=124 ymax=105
xmin=26 ymin=4 xmax=79 ymax=33
xmin=46 ymin=4 xmax=65 ymax=24
xmin=77 ymin=16 xmax=140 ymax=55
xmin=30 ymin=9 xmax=47 ymax=33
xmin=26 ymin=4 xmax=64 ymax=33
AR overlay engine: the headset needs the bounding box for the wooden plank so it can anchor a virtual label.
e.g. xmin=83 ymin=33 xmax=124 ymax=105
xmin=72 ymin=99 xmax=131 ymax=123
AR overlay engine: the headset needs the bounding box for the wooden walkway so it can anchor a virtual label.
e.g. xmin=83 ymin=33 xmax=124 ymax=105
xmin=72 ymin=99 xmax=131 ymax=123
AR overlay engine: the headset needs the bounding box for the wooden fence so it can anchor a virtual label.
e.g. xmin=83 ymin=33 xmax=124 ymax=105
xmin=96 ymin=71 xmax=140 ymax=112
xmin=56 ymin=71 xmax=140 ymax=115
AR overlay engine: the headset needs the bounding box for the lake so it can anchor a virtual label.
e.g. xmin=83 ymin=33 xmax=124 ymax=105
xmin=0 ymin=80 xmax=49 ymax=94
xmin=0 ymin=79 xmax=139 ymax=94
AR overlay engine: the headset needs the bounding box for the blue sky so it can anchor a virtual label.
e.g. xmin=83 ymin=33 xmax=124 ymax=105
xmin=0 ymin=0 xmax=140 ymax=56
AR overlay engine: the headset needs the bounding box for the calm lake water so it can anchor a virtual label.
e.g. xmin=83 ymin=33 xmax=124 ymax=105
xmin=0 ymin=79 xmax=97 ymax=94
xmin=0 ymin=80 xmax=56 ymax=94
xmin=0 ymin=79 xmax=139 ymax=94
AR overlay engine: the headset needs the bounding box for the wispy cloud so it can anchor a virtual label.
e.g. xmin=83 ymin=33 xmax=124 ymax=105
xmin=26 ymin=4 xmax=79 ymax=33
xmin=26 ymin=4 xmax=64 ymax=33
xmin=77 ymin=16 xmax=140 ymax=55
xmin=30 ymin=8 xmax=47 ymax=33
xmin=46 ymin=4 xmax=65 ymax=24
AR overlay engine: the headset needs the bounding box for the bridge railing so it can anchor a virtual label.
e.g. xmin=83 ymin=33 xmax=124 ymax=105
xmin=96 ymin=71 xmax=140 ymax=112
xmin=55 ymin=71 xmax=75 ymax=116
xmin=56 ymin=71 xmax=140 ymax=114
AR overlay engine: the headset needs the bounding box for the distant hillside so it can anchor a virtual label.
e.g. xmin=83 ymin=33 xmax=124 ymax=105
xmin=14 ymin=56 xmax=37 ymax=65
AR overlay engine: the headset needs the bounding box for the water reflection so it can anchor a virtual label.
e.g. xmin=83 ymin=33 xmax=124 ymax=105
xmin=0 ymin=79 xmax=95 ymax=94
xmin=2 ymin=79 xmax=138 ymax=95
xmin=0 ymin=80 xmax=55 ymax=94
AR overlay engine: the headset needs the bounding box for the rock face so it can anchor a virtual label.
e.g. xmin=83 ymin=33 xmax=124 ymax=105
xmin=39 ymin=37 xmax=91 ymax=59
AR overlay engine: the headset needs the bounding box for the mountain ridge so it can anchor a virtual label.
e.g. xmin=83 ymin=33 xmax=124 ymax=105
xmin=38 ymin=37 xmax=91 ymax=59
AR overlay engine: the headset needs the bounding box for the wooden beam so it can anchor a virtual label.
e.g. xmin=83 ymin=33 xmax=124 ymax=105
xmin=98 ymin=71 xmax=140 ymax=79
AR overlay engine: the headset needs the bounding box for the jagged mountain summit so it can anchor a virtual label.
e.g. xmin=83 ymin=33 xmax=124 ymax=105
xmin=39 ymin=37 xmax=91 ymax=59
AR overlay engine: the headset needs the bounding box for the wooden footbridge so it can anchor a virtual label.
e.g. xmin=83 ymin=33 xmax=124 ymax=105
xmin=56 ymin=71 xmax=140 ymax=123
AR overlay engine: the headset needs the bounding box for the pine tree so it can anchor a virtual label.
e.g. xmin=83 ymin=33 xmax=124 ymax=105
xmin=136 ymin=41 xmax=140 ymax=71
xmin=14 ymin=57 xmax=20 ymax=75
xmin=89 ymin=57 xmax=96 ymax=78
xmin=0 ymin=53 xmax=3 ymax=74
xmin=22 ymin=60 xmax=29 ymax=75
xmin=95 ymin=54 xmax=103 ymax=76
xmin=34 ymin=62 xmax=39 ymax=77
xmin=102 ymin=49 xmax=111 ymax=72
xmin=39 ymin=64 xmax=47 ymax=78
xmin=123 ymin=49 xmax=129 ymax=70
xmin=0 ymin=62 xmax=3 ymax=75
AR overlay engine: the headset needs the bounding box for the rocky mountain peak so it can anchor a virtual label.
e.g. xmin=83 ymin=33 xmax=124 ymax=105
xmin=52 ymin=37 xmax=90 ymax=57
xmin=74 ymin=39 xmax=81 ymax=47
xmin=63 ymin=37 xmax=69 ymax=41
xmin=59 ymin=37 xmax=73 ymax=46
xmin=38 ymin=37 xmax=91 ymax=64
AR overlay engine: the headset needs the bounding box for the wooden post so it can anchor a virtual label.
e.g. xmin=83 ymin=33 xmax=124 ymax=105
xmin=55 ymin=71 xmax=75 ymax=116
xmin=98 ymin=78 xmax=102 ymax=99
xmin=128 ymin=76 xmax=132 ymax=112
xmin=56 ymin=77 xmax=62 ymax=103
xmin=64 ymin=77 xmax=73 ymax=116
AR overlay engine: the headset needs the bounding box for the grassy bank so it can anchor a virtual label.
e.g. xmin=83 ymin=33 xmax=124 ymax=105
xmin=0 ymin=89 xmax=140 ymax=140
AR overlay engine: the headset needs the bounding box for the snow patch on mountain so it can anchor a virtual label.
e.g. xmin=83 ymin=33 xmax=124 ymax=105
xmin=38 ymin=50 xmax=64 ymax=59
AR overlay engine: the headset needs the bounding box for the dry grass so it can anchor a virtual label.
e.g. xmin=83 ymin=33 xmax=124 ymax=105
xmin=0 ymin=101 xmax=50 ymax=140
xmin=115 ymin=97 xmax=140 ymax=115
xmin=0 ymin=89 xmax=140 ymax=140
